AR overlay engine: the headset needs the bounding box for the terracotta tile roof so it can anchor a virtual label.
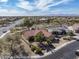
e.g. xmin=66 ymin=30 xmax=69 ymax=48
xmin=23 ymin=29 xmax=52 ymax=38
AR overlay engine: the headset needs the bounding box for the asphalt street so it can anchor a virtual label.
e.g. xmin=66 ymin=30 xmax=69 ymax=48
xmin=42 ymin=41 xmax=79 ymax=59
xmin=0 ymin=19 xmax=23 ymax=36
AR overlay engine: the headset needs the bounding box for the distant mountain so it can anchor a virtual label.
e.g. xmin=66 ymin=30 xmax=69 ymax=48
xmin=48 ymin=14 xmax=79 ymax=16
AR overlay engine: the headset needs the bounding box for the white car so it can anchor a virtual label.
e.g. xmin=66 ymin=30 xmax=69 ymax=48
xmin=72 ymin=36 xmax=79 ymax=41
xmin=75 ymin=50 xmax=79 ymax=56
xmin=3 ymin=30 xmax=7 ymax=33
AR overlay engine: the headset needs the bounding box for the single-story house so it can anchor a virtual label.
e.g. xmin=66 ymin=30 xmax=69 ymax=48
xmin=68 ymin=24 xmax=79 ymax=33
xmin=73 ymin=24 xmax=79 ymax=33
xmin=47 ymin=25 xmax=68 ymax=35
xmin=38 ymin=18 xmax=49 ymax=23
xmin=22 ymin=29 xmax=52 ymax=40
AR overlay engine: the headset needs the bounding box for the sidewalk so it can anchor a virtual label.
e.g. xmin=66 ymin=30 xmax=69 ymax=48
xmin=27 ymin=40 xmax=76 ymax=59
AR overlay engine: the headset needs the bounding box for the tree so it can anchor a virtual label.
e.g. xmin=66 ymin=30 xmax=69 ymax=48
xmin=34 ymin=32 xmax=44 ymax=42
xmin=28 ymin=36 xmax=34 ymax=42
xmin=46 ymin=38 xmax=52 ymax=45
xmin=22 ymin=19 xmax=34 ymax=27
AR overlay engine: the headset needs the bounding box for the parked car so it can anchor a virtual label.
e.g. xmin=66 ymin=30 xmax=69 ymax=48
xmin=72 ymin=36 xmax=79 ymax=41
xmin=75 ymin=49 xmax=79 ymax=56
xmin=3 ymin=30 xmax=7 ymax=33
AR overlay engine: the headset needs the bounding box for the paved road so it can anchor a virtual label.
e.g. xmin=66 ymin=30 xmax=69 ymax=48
xmin=0 ymin=19 xmax=23 ymax=36
xmin=41 ymin=41 xmax=79 ymax=59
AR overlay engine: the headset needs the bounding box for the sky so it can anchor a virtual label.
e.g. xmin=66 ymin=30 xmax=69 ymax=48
xmin=0 ymin=0 xmax=79 ymax=16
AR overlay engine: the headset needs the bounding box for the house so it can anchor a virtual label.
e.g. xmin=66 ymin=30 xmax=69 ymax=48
xmin=39 ymin=18 xmax=48 ymax=21
xmin=22 ymin=29 xmax=52 ymax=40
xmin=73 ymin=24 xmax=79 ymax=33
xmin=38 ymin=18 xmax=49 ymax=23
xmin=47 ymin=25 xmax=68 ymax=35
xmin=68 ymin=24 xmax=79 ymax=33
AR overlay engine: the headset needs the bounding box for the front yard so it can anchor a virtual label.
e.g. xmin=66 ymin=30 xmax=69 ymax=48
xmin=0 ymin=25 xmax=76 ymax=57
xmin=21 ymin=29 xmax=75 ymax=56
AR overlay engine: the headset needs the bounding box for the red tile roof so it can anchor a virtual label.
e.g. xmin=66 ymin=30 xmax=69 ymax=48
xmin=23 ymin=29 xmax=52 ymax=38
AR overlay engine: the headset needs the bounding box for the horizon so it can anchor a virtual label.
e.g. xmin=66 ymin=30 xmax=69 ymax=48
xmin=0 ymin=0 xmax=79 ymax=16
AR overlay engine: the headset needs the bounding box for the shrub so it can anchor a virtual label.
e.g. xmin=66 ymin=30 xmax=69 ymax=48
xmin=68 ymin=31 xmax=75 ymax=36
xmin=35 ymin=47 xmax=42 ymax=54
xmin=63 ymin=37 xmax=71 ymax=41
xmin=46 ymin=39 xmax=52 ymax=45
xmin=34 ymin=32 xmax=44 ymax=42
xmin=31 ymin=45 xmax=37 ymax=52
xmin=31 ymin=45 xmax=43 ymax=54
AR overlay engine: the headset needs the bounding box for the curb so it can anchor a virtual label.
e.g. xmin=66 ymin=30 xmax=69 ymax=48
xmin=0 ymin=30 xmax=10 ymax=39
xmin=27 ymin=40 xmax=76 ymax=59
xmin=0 ymin=30 xmax=76 ymax=59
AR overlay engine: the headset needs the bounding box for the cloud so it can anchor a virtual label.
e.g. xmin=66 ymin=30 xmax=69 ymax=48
xmin=17 ymin=0 xmax=73 ymax=11
xmin=47 ymin=0 xmax=72 ymax=8
xmin=36 ymin=0 xmax=73 ymax=10
xmin=0 ymin=0 xmax=8 ymax=2
xmin=0 ymin=0 xmax=75 ymax=16
xmin=0 ymin=8 xmax=26 ymax=16
xmin=0 ymin=8 xmax=78 ymax=16
xmin=36 ymin=0 xmax=53 ymax=9
xmin=17 ymin=0 xmax=34 ymax=11
xmin=49 ymin=8 xmax=79 ymax=15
